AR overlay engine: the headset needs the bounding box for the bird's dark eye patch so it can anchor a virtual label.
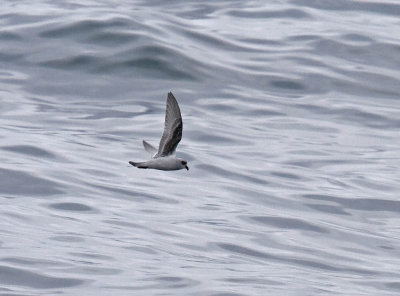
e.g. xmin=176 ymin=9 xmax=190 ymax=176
xmin=181 ymin=161 xmax=187 ymax=165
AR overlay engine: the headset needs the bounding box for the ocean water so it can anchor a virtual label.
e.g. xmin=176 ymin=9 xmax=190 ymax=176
xmin=1 ymin=0 xmax=400 ymax=295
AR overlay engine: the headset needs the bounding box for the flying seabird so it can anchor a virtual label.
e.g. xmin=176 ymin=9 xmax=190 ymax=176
xmin=129 ymin=92 xmax=189 ymax=171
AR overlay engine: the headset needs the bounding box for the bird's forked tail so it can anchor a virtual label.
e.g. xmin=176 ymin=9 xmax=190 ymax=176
xmin=129 ymin=161 xmax=148 ymax=169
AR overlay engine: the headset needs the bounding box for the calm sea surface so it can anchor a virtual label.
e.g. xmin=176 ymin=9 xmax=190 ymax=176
xmin=1 ymin=1 xmax=400 ymax=295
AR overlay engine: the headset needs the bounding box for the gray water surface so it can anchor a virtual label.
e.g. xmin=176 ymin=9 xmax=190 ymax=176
xmin=1 ymin=0 xmax=400 ymax=295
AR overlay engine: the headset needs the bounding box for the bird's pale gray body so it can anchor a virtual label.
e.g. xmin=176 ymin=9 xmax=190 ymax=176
xmin=129 ymin=92 xmax=189 ymax=171
xmin=129 ymin=157 xmax=187 ymax=171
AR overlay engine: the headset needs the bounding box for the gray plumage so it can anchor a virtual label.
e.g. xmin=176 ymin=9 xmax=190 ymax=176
xmin=142 ymin=140 xmax=157 ymax=157
xmin=156 ymin=92 xmax=183 ymax=157
xmin=129 ymin=92 xmax=189 ymax=171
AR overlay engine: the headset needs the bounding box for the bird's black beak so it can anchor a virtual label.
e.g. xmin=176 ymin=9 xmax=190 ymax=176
xmin=185 ymin=165 xmax=189 ymax=171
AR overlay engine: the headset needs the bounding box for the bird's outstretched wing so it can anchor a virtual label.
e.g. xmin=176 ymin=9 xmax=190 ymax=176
xmin=156 ymin=92 xmax=182 ymax=157
xmin=142 ymin=140 xmax=157 ymax=158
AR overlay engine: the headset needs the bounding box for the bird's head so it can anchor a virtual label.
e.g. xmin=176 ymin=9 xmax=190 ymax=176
xmin=180 ymin=159 xmax=189 ymax=171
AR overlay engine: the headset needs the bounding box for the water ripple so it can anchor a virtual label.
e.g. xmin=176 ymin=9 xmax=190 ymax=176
xmin=1 ymin=145 xmax=56 ymax=159
xmin=292 ymin=0 xmax=400 ymax=16
xmin=0 ymin=168 xmax=63 ymax=196
xmin=47 ymin=202 xmax=94 ymax=212
xmin=39 ymin=18 xmax=131 ymax=39
xmin=249 ymin=216 xmax=329 ymax=233
xmin=218 ymin=243 xmax=377 ymax=275
xmin=228 ymin=8 xmax=311 ymax=19
xmin=0 ymin=265 xmax=84 ymax=289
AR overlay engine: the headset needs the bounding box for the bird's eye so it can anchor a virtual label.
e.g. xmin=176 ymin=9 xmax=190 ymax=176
xmin=181 ymin=161 xmax=187 ymax=165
